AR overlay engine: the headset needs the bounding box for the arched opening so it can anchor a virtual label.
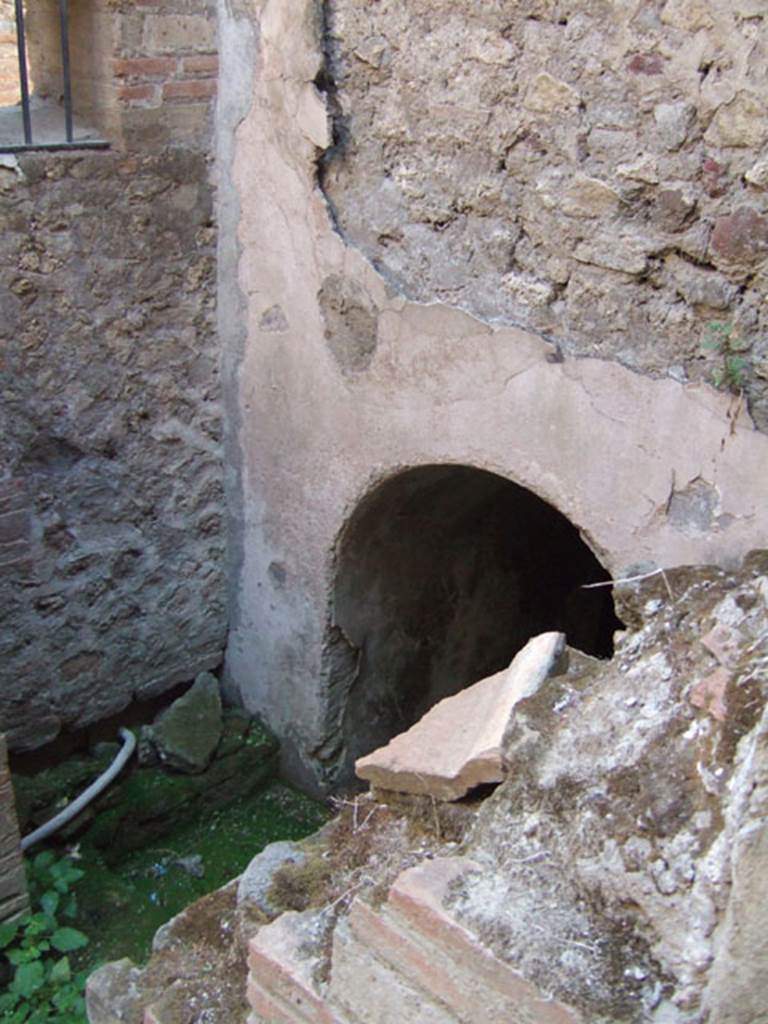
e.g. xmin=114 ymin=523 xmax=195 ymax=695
xmin=328 ymin=465 xmax=622 ymax=775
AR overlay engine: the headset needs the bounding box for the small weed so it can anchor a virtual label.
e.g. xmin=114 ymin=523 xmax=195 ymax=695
xmin=699 ymin=321 xmax=751 ymax=394
xmin=0 ymin=852 xmax=90 ymax=1024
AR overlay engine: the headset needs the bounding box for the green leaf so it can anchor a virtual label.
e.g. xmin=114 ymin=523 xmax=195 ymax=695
xmin=49 ymin=955 xmax=72 ymax=983
xmin=62 ymin=892 xmax=78 ymax=918
xmin=25 ymin=913 xmax=53 ymax=937
xmin=8 ymin=947 xmax=39 ymax=965
xmin=51 ymin=927 xmax=89 ymax=953
xmin=11 ymin=959 xmax=45 ymax=998
xmin=32 ymin=851 xmax=55 ymax=871
xmin=51 ymin=861 xmax=84 ymax=887
xmin=0 ymin=918 xmax=19 ymax=947
xmin=700 ymin=336 xmax=722 ymax=352
xmin=41 ymin=890 xmax=60 ymax=917
xmin=0 ymin=991 xmax=20 ymax=1012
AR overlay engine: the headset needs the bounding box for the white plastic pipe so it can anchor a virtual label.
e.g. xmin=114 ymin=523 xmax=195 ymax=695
xmin=21 ymin=727 xmax=137 ymax=851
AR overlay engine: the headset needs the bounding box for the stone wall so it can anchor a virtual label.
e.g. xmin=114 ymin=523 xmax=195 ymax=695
xmin=0 ymin=734 xmax=27 ymax=922
xmin=322 ymin=0 xmax=768 ymax=431
xmin=0 ymin=0 xmax=224 ymax=751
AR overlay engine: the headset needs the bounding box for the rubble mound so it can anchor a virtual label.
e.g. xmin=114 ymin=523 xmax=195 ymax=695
xmin=88 ymin=553 xmax=768 ymax=1024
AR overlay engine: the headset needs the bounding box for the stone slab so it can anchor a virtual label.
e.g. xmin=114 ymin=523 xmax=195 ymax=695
xmin=355 ymin=633 xmax=566 ymax=800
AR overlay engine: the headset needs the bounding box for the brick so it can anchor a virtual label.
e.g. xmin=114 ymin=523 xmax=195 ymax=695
xmin=142 ymin=14 xmax=216 ymax=55
xmin=117 ymin=83 xmax=159 ymax=104
xmin=247 ymin=977 xmax=325 ymax=1024
xmin=0 ymin=734 xmax=27 ymax=923
xmin=386 ymin=859 xmax=581 ymax=1023
xmin=247 ymin=912 xmax=338 ymax=1024
xmin=162 ymin=78 xmax=217 ymax=101
xmin=114 ymin=56 xmax=177 ymax=78
xmin=329 ymin=917 xmax=456 ymax=1024
xmin=181 ymin=54 xmax=219 ymax=75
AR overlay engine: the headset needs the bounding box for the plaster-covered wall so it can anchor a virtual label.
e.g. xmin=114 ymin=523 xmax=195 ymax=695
xmin=222 ymin=0 xmax=768 ymax=788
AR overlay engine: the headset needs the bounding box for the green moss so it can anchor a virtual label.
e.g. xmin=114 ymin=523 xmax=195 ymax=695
xmin=12 ymin=750 xmax=115 ymax=831
xmin=74 ymin=781 xmax=329 ymax=970
xmin=267 ymin=857 xmax=333 ymax=912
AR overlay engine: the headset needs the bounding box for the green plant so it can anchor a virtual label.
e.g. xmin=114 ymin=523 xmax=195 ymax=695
xmin=700 ymin=321 xmax=751 ymax=393
xmin=0 ymin=852 xmax=89 ymax=1024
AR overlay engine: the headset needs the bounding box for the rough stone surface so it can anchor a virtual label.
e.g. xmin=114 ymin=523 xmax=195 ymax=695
xmin=87 ymin=550 xmax=768 ymax=1023
xmin=85 ymin=879 xmax=248 ymax=1024
xmin=0 ymin=146 xmax=224 ymax=751
xmin=237 ymin=840 xmax=307 ymax=918
xmin=0 ymin=0 xmax=223 ymax=752
xmin=355 ymin=632 xmax=567 ymax=800
xmin=145 ymin=672 xmax=223 ymax=774
xmin=242 ymin=555 xmax=768 ymax=1024
xmin=86 ymin=958 xmax=145 ymax=1024
xmin=222 ymin=0 xmax=768 ymax=788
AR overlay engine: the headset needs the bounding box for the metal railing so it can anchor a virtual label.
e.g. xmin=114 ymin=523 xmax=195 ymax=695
xmin=9 ymin=0 xmax=108 ymax=151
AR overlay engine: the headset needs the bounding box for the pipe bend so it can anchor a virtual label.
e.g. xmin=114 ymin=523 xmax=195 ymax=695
xmin=21 ymin=727 xmax=137 ymax=852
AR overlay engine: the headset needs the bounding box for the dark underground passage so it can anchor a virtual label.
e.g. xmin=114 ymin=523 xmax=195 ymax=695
xmin=327 ymin=464 xmax=623 ymax=776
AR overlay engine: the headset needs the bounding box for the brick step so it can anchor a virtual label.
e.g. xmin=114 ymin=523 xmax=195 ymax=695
xmin=328 ymin=913 xmax=459 ymax=1024
xmin=247 ymin=858 xmax=582 ymax=1024
xmin=247 ymin=909 xmax=342 ymax=1024
xmin=344 ymin=857 xmax=581 ymax=1024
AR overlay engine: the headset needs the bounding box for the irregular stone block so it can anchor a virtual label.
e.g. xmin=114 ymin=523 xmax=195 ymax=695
xmin=238 ymin=840 xmax=307 ymax=917
xmin=559 ymin=175 xmax=620 ymax=218
xmin=710 ymin=207 xmax=768 ymax=267
xmin=713 ymin=92 xmax=768 ymax=149
xmin=147 ymin=672 xmax=223 ymax=774
xmin=85 ymin=957 xmax=144 ymax=1024
xmin=653 ymin=101 xmax=694 ymax=151
xmin=746 ymin=158 xmax=768 ymax=190
xmin=524 ymin=73 xmax=580 ymax=115
xmin=355 ymin=632 xmax=566 ymax=800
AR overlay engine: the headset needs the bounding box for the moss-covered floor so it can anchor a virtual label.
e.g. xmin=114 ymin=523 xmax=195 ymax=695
xmin=71 ymin=781 xmax=329 ymax=970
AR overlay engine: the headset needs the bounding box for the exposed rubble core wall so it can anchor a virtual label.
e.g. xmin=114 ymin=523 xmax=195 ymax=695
xmin=321 ymin=0 xmax=768 ymax=432
xmin=223 ymin=0 xmax=768 ymax=788
xmin=0 ymin=1 xmax=224 ymax=751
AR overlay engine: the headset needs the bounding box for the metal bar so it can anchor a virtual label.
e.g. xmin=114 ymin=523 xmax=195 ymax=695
xmin=14 ymin=0 xmax=32 ymax=145
xmin=0 ymin=140 xmax=111 ymax=154
xmin=58 ymin=0 xmax=73 ymax=143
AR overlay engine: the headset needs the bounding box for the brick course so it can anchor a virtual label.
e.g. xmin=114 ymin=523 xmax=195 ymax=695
xmin=0 ymin=734 xmax=27 ymax=923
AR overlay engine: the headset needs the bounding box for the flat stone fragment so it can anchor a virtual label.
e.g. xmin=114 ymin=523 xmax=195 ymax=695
xmin=355 ymin=632 xmax=566 ymax=800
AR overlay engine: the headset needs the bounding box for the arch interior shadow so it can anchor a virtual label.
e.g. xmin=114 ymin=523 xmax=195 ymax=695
xmin=330 ymin=464 xmax=623 ymax=778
